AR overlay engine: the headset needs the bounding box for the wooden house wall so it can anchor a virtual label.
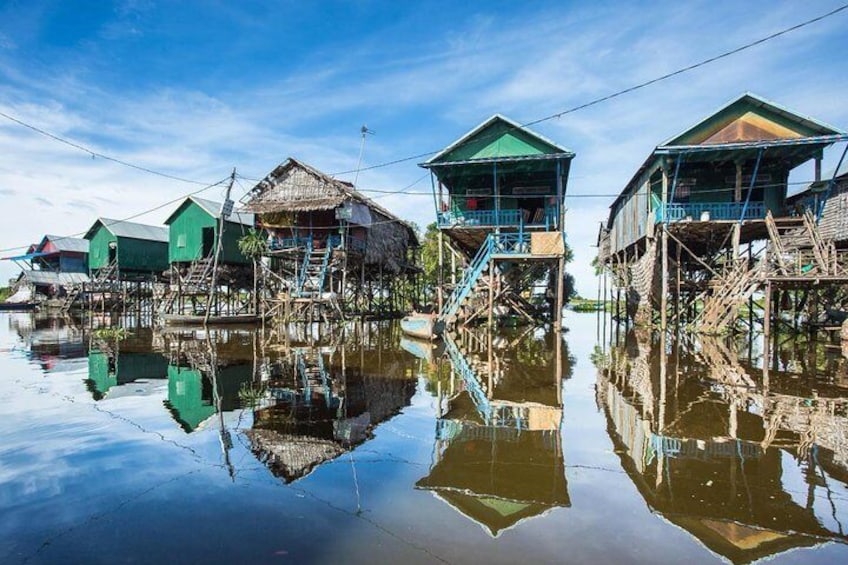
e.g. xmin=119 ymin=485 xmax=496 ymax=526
xmin=87 ymin=225 xmax=117 ymax=270
xmin=58 ymin=254 xmax=88 ymax=273
xmin=610 ymin=177 xmax=651 ymax=255
xmin=815 ymin=179 xmax=848 ymax=244
xmin=118 ymin=237 xmax=169 ymax=273
xmin=169 ymin=201 xmax=251 ymax=265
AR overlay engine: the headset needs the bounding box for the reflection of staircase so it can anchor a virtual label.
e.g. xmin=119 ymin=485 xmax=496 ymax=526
xmin=699 ymin=258 xmax=763 ymax=334
xmin=766 ymin=210 xmax=833 ymax=276
xmin=443 ymin=334 xmax=492 ymax=421
xmin=297 ymin=244 xmax=332 ymax=298
xmin=295 ymin=351 xmax=334 ymax=407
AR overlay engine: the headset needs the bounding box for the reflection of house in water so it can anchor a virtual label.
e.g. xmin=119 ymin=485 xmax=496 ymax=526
xmin=162 ymin=330 xmax=254 ymax=433
xmin=13 ymin=315 xmax=87 ymax=372
xmin=86 ymin=329 xmax=168 ymax=400
xmin=597 ymin=331 xmax=848 ymax=563
xmin=246 ymin=333 xmax=417 ymax=483
xmin=415 ymin=328 xmax=570 ymax=537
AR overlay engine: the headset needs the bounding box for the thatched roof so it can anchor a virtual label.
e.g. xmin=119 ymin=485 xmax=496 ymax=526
xmin=242 ymin=158 xmax=355 ymax=213
xmin=242 ymin=158 xmax=419 ymax=272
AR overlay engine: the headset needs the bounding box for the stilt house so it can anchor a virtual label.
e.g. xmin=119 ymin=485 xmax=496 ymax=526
xmin=3 ymin=235 xmax=90 ymax=303
xmin=165 ymin=196 xmax=254 ymax=265
xmin=85 ymin=218 xmax=169 ymax=280
xmin=787 ymin=161 xmax=848 ymax=247
xmin=599 ymin=93 xmax=848 ymax=333
xmin=242 ymin=158 xmax=419 ymax=320
xmin=420 ymin=114 xmax=574 ymax=328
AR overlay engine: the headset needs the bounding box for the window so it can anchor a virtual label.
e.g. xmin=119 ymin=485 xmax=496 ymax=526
xmin=177 ymin=234 xmax=186 ymax=248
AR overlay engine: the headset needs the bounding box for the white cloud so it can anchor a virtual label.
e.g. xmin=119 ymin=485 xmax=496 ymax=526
xmin=1 ymin=0 xmax=847 ymax=300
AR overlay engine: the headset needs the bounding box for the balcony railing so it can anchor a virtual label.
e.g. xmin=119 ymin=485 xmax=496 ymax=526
xmin=437 ymin=207 xmax=558 ymax=229
xmin=655 ymin=201 xmax=767 ymax=223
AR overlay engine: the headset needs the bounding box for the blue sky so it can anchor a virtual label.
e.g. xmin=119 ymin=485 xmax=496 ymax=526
xmin=1 ymin=0 xmax=847 ymax=296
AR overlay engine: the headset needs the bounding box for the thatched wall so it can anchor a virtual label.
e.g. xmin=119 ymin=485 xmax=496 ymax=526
xmin=243 ymin=157 xmax=418 ymax=272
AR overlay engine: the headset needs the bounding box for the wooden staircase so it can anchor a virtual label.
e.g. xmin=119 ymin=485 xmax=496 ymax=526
xmin=160 ymin=256 xmax=213 ymax=316
xmin=765 ymin=210 xmax=833 ymax=276
xmin=698 ymin=257 xmax=763 ymax=334
xmin=297 ymin=246 xmax=332 ymax=298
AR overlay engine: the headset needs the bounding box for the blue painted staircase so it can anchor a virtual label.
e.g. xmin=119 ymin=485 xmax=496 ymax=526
xmin=439 ymin=233 xmax=530 ymax=325
xmin=296 ymin=242 xmax=333 ymax=298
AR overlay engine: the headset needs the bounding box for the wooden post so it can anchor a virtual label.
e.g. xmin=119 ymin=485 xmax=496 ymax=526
xmin=660 ymin=166 xmax=669 ymax=334
xmin=556 ymin=256 xmax=565 ymax=333
xmin=763 ymin=281 xmax=772 ymax=376
xmin=437 ymin=230 xmax=444 ymax=315
xmin=488 ymin=261 xmax=495 ymax=329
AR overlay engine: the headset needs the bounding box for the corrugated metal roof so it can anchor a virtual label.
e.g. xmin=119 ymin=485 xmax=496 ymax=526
xmin=423 ymin=114 xmax=574 ymax=165
xmin=93 ymin=218 xmax=169 ymax=242
xmin=41 ymin=235 xmax=89 ymax=253
xmin=22 ymin=270 xmax=90 ymax=285
xmin=661 ymin=92 xmax=845 ymax=147
xmin=190 ymin=196 xmax=255 ymax=226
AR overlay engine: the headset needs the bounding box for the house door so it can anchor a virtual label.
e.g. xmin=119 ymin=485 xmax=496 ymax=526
xmin=108 ymin=243 xmax=117 ymax=265
xmin=202 ymin=227 xmax=215 ymax=257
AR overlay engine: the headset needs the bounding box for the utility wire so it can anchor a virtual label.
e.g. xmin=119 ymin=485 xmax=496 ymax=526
xmin=324 ymin=3 xmax=848 ymax=177
xmin=1 ymin=3 xmax=845 ymax=249
xmin=0 ymin=176 xmax=229 ymax=254
xmin=0 ymin=110 xmax=216 ymax=186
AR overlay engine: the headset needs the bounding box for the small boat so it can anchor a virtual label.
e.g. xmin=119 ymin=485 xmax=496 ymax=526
xmin=400 ymin=335 xmax=445 ymax=363
xmin=400 ymin=312 xmax=444 ymax=340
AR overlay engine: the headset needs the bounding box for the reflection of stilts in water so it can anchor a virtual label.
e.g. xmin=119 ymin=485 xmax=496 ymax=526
xmin=598 ymin=329 xmax=848 ymax=563
xmin=198 ymin=332 xmax=234 ymax=479
xmin=419 ymin=326 xmax=569 ymax=536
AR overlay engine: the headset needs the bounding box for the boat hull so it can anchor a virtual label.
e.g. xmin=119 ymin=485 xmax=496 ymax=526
xmin=400 ymin=313 xmax=444 ymax=340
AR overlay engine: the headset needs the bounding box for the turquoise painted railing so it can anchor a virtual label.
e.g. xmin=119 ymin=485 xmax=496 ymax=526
xmin=655 ymin=201 xmax=766 ymax=223
xmin=437 ymin=207 xmax=557 ymax=229
xmin=270 ymin=236 xmax=311 ymax=250
xmin=650 ymin=434 xmax=762 ymax=460
xmin=296 ymin=239 xmax=313 ymax=294
xmin=440 ymin=232 xmax=532 ymax=322
xmin=443 ymin=334 xmax=491 ymax=424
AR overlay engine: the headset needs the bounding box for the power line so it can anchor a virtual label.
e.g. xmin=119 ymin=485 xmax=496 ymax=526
xmin=324 ymin=3 xmax=848 ymax=178
xmin=0 ymin=176 xmax=230 ymax=254
xmin=0 ymin=110 xmax=217 ymax=186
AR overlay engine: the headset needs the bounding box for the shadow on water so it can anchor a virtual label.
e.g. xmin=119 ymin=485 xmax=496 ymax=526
xmin=595 ymin=324 xmax=848 ymax=564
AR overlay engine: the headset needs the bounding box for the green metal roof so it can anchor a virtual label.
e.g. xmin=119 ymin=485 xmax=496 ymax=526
xmin=661 ymin=92 xmax=844 ymax=147
xmin=422 ymin=114 xmax=574 ymax=167
xmin=85 ymin=218 xmax=169 ymax=242
xmin=164 ymin=196 xmax=255 ymax=227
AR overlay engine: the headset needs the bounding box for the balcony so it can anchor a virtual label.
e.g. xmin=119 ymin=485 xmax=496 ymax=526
xmin=437 ymin=207 xmax=558 ymax=229
xmin=655 ymin=201 xmax=767 ymax=223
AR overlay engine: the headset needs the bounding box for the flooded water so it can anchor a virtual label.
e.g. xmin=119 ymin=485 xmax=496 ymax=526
xmin=1 ymin=312 xmax=847 ymax=564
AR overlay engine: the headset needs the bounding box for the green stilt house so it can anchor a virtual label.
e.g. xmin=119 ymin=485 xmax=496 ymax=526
xmin=159 ymin=197 xmax=258 ymax=320
xmin=84 ymin=218 xmax=169 ymax=280
xmin=164 ymin=196 xmax=255 ymax=266
xmin=421 ymin=114 xmax=574 ymax=329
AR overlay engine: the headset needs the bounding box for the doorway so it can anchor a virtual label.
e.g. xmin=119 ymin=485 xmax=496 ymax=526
xmin=202 ymin=227 xmax=215 ymax=258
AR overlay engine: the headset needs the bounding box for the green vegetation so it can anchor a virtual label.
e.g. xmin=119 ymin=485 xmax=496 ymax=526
xmin=92 ymin=327 xmax=129 ymax=340
xmin=238 ymin=381 xmax=267 ymax=407
xmin=0 ymin=286 xmax=12 ymax=302
xmin=237 ymin=229 xmax=268 ymax=260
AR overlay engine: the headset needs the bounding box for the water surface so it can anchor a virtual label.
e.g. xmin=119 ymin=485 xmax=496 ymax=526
xmin=1 ymin=312 xmax=846 ymax=564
